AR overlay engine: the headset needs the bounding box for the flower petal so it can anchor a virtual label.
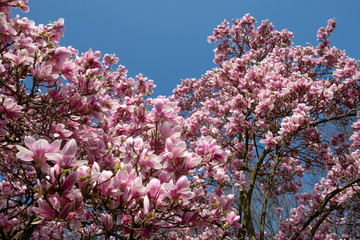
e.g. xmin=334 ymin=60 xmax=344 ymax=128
xmin=63 ymin=139 xmax=77 ymax=156
xmin=16 ymin=145 xmax=34 ymax=161
xmin=61 ymin=172 xmax=77 ymax=193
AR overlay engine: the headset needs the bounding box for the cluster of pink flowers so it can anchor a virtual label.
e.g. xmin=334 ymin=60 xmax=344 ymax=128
xmin=1 ymin=1 xmax=360 ymax=239
xmin=0 ymin=1 xmax=240 ymax=239
xmin=174 ymin=11 xmax=360 ymax=240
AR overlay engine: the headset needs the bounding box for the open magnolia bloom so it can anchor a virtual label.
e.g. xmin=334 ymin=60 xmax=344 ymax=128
xmin=16 ymin=136 xmax=61 ymax=171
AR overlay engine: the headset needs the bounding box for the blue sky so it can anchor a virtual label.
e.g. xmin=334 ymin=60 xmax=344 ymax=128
xmin=12 ymin=0 xmax=360 ymax=97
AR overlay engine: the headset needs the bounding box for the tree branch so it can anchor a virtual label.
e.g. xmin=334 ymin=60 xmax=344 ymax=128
xmin=244 ymin=149 xmax=270 ymax=240
xmin=310 ymin=109 xmax=357 ymax=127
xmin=291 ymin=177 xmax=360 ymax=240
xmin=260 ymin=150 xmax=280 ymax=240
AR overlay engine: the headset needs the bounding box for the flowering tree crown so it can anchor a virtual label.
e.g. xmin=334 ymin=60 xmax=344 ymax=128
xmin=1 ymin=1 xmax=360 ymax=239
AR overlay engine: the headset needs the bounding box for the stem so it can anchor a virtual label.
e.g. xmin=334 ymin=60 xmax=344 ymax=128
xmin=0 ymin=227 xmax=7 ymax=240
xmin=310 ymin=110 xmax=357 ymax=127
xmin=309 ymin=205 xmax=336 ymax=239
xmin=244 ymin=149 xmax=270 ymax=240
xmin=16 ymin=215 xmax=37 ymax=240
xmin=260 ymin=150 xmax=280 ymax=240
xmin=237 ymin=193 xmax=244 ymax=239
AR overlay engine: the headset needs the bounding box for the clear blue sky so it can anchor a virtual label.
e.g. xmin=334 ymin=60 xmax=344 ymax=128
xmin=12 ymin=0 xmax=360 ymax=97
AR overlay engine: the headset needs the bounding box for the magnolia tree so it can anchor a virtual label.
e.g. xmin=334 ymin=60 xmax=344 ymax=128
xmin=1 ymin=1 xmax=360 ymax=239
xmin=174 ymin=14 xmax=360 ymax=240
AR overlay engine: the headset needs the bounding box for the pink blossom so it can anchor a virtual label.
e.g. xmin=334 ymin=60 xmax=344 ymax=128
xmin=32 ymin=62 xmax=59 ymax=84
xmin=16 ymin=136 xmax=60 ymax=167
xmin=62 ymin=61 xmax=80 ymax=82
xmin=51 ymin=47 xmax=72 ymax=71
xmin=45 ymin=139 xmax=80 ymax=167
xmin=154 ymin=98 xmax=164 ymax=112
xmin=0 ymin=12 xmax=16 ymax=41
xmin=163 ymin=176 xmax=194 ymax=203
xmin=32 ymin=199 xmax=57 ymax=220
xmin=259 ymin=131 xmax=277 ymax=149
xmin=51 ymin=123 xmax=73 ymax=138
xmin=97 ymin=170 xmax=114 ymax=195
xmin=143 ymin=195 xmax=150 ymax=215
xmin=227 ymin=212 xmax=241 ymax=228
xmin=4 ymin=49 xmax=32 ymax=65
xmin=58 ymin=202 xmax=72 ymax=219
xmin=164 ymin=138 xmax=187 ymax=159
xmin=103 ymin=53 xmax=119 ymax=66
xmin=0 ymin=96 xmax=23 ymax=118
xmin=2 ymin=3 xmax=360 ymax=239
xmin=49 ymin=18 xmax=65 ymax=42
xmin=17 ymin=0 xmax=29 ymax=12
xmin=101 ymin=213 xmax=113 ymax=230
xmin=195 ymin=136 xmax=228 ymax=163
xmin=138 ymin=149 xmax=162 ymax=170
xmin=61 ymin=171 xmax=77 ymax=194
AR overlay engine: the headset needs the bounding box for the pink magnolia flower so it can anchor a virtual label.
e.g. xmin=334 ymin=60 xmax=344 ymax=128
xmin=101 ymin=213 xmax=114 ymax=230
xmin=77 ymin=165 xmax=90 ymax=179
xmin=77 ymin=48 xmax=103 ymax=75
xmin=213 ymin=166 xmax=228 ymax=182
xmin=154 ymin=98 xmax=164 ymax=113
xmin=195 ymin=136 xmax=228 ymax=163
xmin=97 ymin=170 xmax=114 ymax=195
xmin=61 ymin=171 xmax=77 ymax=195
xmin=158 ymin=121 xmax=182 ymax=139
xmin=163 ymin=176 xmax=194 ymax=203
xmin=140 ymin=228 xmax=151 ymax=239
xmin=103 ymin=53 xmax=119 ymax=66
xmin=58 ymin=202 xmax=72 ymax=220
xmin=234 ymin=170 xmax=251 ymax=190
xmin=138 ymin=149 xmax=162 ymax=170
xmin=62 ymin=61 xmax=80 ymax=82
xmin=259 ymin=131 xmax=278 ymax=149
xmin=49 ymin=18 xmax=65 ymax=43
xmin=17 ymin=0 xmax=29 ymax=12
xmin=31 ymin=62 xmax=59 ymax=84
xmin=132 ymin=177 xmax=149 ymax=199
xmin=32 ymin=199 xmax=57 ymax=220
xmin=227 ymin=212 xmax=241 ymax=228
xmin=76 ymin=165 xmax=91 ymax=188
xmin=49 ymin=164 xmax=61 ymax=184
xmin=147 ymin=178 xmax=166 ymax=207
xmin=182 ymin=211 xmax=195 ymax=224
xmin=0 ymin=12 xmax=17 ymax=41
xmin=16 ymin=136 xmax=60 ymax=169
xmin=51 ymin=123 xmax=73 ymax=138
xmin=143 ymin=195 xmax=150 ymax=215
xmin=4 ymin=49 xmax=32 ymax=65
xmin=183 ymin=153 xmax=201 ymax=171
xmin=45 ymin=139 xmax=81 ymax=168
xmin=51 ymin=47 xmax=72 ymax=71
xmin=121 ymin=186 xmax=133 ymax=203
xmin=0 ymin=96 xmax=23 ymax=119
xmin=164 ymin=138 xmax=187 ymax=159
